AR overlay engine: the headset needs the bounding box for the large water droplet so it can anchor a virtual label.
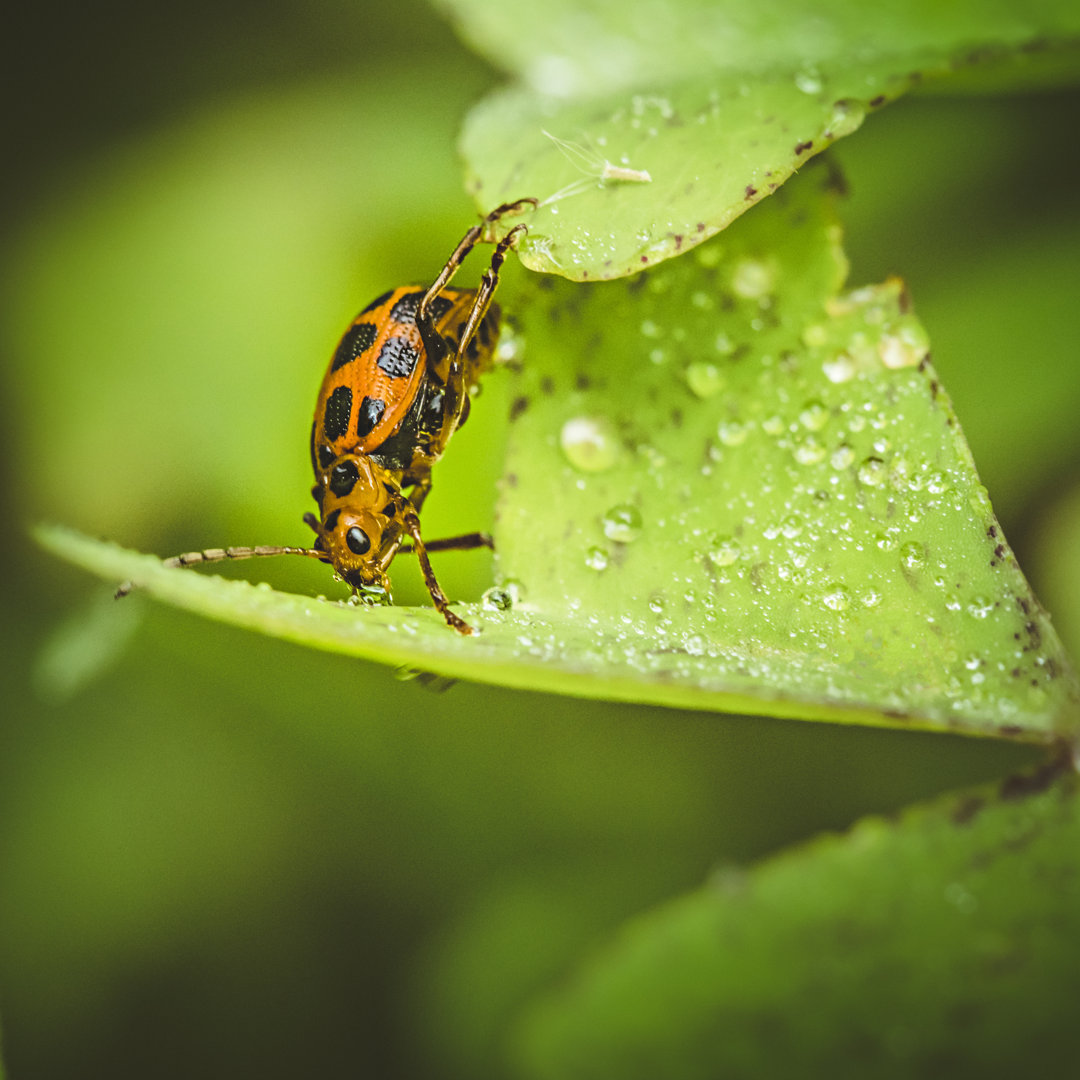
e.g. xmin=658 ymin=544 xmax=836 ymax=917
xmin=602 ymin=503 xmax=643 ymax=543
xmin=561 ymin=416 xmax=619 ymax=471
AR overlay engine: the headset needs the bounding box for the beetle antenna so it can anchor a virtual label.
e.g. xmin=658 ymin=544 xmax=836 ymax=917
xmin=116 ymin=545 xmax=327 ymax=598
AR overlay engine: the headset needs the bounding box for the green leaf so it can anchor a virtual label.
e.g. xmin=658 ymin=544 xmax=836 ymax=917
xmin=449 ymin=0 xmax=1080 ymax=279
xmin=35 ymin=171 xmax=1080 ymax=740
xmin=508 ymin=759 xmax=1080 ymax=1079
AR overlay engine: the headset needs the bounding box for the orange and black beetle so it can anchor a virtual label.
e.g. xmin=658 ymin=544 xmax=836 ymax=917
xmin=119 ymin=197 xmax=535 ymax=634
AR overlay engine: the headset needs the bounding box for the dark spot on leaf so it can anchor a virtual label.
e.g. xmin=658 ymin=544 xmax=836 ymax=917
xmin=795 ymin=140 xmax=813 ymax=155
xmin=870 ymin=94 xmax=887 ymax=107
xmin=952 ymin=796 xmax=984 ymax=826
xmin=509 ymin=396 xmax=529 ymax=422
xmin=575 ymin=372 xmax=591 ymax=391
xmin=745 ymin=185 xmax=758 ymax=199
xmin=540 ymin=376 xmax=555 ymax=397
xmin=1000 ymin=753 xmax=1071 ymax=800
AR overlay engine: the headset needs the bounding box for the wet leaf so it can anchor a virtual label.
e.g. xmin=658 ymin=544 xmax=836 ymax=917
xmin=448 ymin=0 xmax=1080 ymax=279
xmin=509 ymin=760 xmax=1080 ymax=1079
xmin=35 ymin=172 xmax=1080 ymax=741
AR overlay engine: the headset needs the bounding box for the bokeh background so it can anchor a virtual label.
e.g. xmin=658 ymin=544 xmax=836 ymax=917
xmin=2 ymin=1 xmax=1078 ymax=1076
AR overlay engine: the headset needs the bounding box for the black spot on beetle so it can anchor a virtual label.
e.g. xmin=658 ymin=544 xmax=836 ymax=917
xmin=356 ymin=396 xmax=386 ymax=438
xmin=323 ymin=386 xmax=352 ymax=441
xmin=360 ymin=290 xmax=394 ymax=316
xmin=376 ymin=335 xmax=419 ymax=378
xmin=318 ymin=443 xmax=335 ymax=470
xmin=391 ymin=291 xmax=453 ymax=325
xmin=323 ymin=508 xmax=341 ymax=532
xmin=330 ymin=459 xmax=360 ymax=497
xmin=332 ymin=322 xmax=378 ymax=371
xmin=388 ymin=290 xmax=423 ymax=323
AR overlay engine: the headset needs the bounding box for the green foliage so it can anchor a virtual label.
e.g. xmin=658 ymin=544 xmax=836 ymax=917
xmin=7 ymin=0 xmax=1080 ymax=1077
xmin=512 ymin=762 xmax=1080 ymax=1079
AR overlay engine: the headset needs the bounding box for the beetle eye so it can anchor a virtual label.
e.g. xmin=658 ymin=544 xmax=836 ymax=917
xmin=345 ymin=526 xmax=371 ymax=556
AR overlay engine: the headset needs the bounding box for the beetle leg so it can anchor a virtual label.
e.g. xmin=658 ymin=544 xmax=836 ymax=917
xmin=417 ymin=197 xmax=536 ymax=324
xmin=453 ymin=223 xmax=527 ymax=367
xmin=400 ymin=531 xmax=493 ymax=554
xmin=404 ymin=512 xmax=474 ymax=635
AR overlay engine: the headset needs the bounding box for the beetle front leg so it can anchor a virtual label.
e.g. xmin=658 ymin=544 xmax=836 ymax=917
xmin=403 ymin=512 xmax=474 ymax=635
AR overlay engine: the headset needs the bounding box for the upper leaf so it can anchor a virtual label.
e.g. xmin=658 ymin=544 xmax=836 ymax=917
xmin=448 ymin=0 xmax=1080 ymax=278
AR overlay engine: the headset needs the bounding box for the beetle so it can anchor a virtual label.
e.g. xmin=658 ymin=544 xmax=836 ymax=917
xmin=118 ymin=197 xmax=536 ymax=634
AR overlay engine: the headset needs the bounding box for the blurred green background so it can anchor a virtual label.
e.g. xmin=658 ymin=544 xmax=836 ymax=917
xmin=2 ymin=1 xmax=1077 ymax=1076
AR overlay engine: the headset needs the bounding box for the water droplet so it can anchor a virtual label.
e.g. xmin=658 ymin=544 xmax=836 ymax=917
xmin=822 ymin=584 xmax=851 ymax=612
xmin=858 ymin=456 xmax=887 ymax=486
xmin=602 ymin=503 xmax=643 ymax=543
xmin=707 ymin=535 xmax=741 ymax=567
xmin=495 ymin=323 xmax=524 ymax=364
xmin=730 ymin=257 xmax=776 ymax=300
xmin=585 ymin=546 xmax=609 ymax=571
xmin=967 ymin=596 xmax=993 ymax=619
xmin=762 ymin=415 xmax=785 ymax=436
xmin=780 ymin=514 xmax=803 ymax=539
xmin=717 ymin=419 xmax=749 ymax=447
xmin=798 ymin=400 xmax=829 ymax=431
xmin=358 ymin=582 xmax=392 ymax=607
xmin=822 ymin=353 xmax=856 ymax=383
xmin=794 ymin=68 xmax=824 ymax=95
xmin=561 ymin=416 xmax=619 ymax=471
xmin=481 ymin=586 xmax=513 ymax=612
xmin=684 ymin=633 xmax=706 ymax=656
xmin=861 ymin=589 xmax=882 ymax=608
xmin=640 ymin=318 xmax=662 ymax=338
xmin=831 ymin=444 xmax=855 ymax=469
xmin=685 ymin=361 xmax=725 ymax=398
xmin=900 ymin=541 xmax=926 ymax=570
xmin=648 ymin=595 xmax=666 ymax=614
xmin=927 ymin=472 xmax=949 ymax=495
xmin=827 ymin=98 xmax=867 ymax=138
xmin=879 ymin=330 xmax=928 ymax=369
xmin=793 ymin=437 xmax=826 ymax=465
